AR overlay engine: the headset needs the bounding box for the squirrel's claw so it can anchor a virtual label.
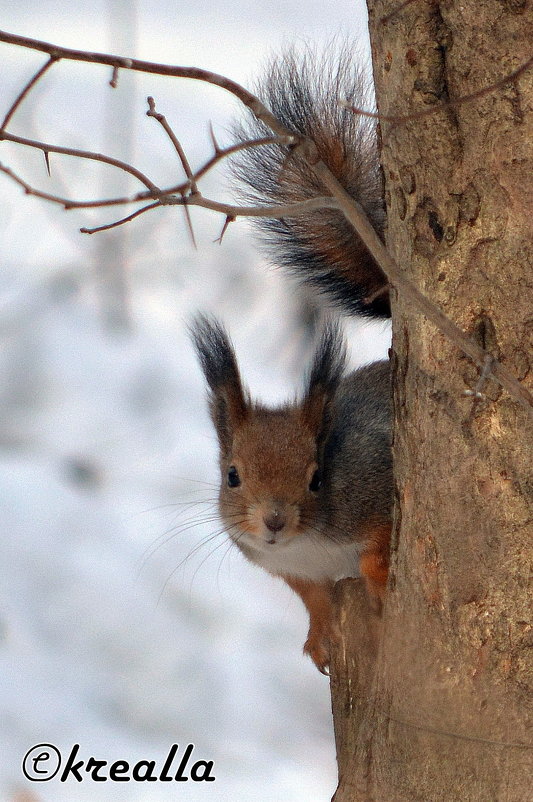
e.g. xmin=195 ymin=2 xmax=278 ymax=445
xmin=304 ymin=637 xmax=331 ymax=674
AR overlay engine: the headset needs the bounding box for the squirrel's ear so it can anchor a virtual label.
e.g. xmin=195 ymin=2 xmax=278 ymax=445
xmin=301 ymin=319 xmax=346 ymax=436
xmin=190 ymin=315 xmax=249 ymax=454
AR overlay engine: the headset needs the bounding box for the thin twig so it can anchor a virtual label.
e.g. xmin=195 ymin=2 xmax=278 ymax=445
xmin=146 ymin=95 xmax=198 ymax=194
xmin=194 ymin=135 xmax=291 ymax=183
xmin=341 ymin=55 xmax=533 ymax=127
xmin=0 ymin=129 xmax=159 ymax=191
xmin=375 ymin=707 xmax=533 ymax=750
xmin=109 ymin=65 xmax=120 ymax=88
xmin=0 ymin=162 xmax=150 ymax=208
xmin=0 ymin=162 xmax=92 ymax=206
xmin=80 ymin=201 xmax=161 ymax=234
xmin=1 ymin=55 xmax=57 ymax=129
xmin=145 ymin=96 xmax=199 ymax=248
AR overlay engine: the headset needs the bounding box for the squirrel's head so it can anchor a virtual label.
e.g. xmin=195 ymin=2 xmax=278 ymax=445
xmin=191 ymin=315 xmax=346 ymax=547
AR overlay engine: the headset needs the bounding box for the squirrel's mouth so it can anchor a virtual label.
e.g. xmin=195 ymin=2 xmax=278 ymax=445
xmin=258 ymin=525 xmax=303 ymax=548
xmin=235 ymin=526 xmax=296 ymax=550
xmin=264 ymin=531 xmax=287 ymax=546
xmin=226 ymin=503 xmax=302 ymax=547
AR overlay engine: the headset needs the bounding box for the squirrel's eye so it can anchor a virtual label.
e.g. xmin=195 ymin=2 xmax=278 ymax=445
xmin=227 ymin=466 xmax=241 ymax=488
xmin=309 ymin=469 xmax=322 ymax=492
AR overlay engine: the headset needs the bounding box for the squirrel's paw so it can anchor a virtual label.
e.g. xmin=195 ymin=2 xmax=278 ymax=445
xmin=304 ymin=623 xmax=340 ymax=675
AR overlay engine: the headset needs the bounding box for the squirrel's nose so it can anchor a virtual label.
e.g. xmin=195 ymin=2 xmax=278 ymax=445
xmin=263 ymin=509 xmax=286 ymax=538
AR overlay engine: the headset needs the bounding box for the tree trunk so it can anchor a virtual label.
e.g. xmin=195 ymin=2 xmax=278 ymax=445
xmin=330 ymin=2 xmax=532 ymax=800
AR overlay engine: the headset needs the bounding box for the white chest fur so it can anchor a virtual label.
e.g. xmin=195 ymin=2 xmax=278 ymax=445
xmin=236 ymin=530 xmax=362 ymax=582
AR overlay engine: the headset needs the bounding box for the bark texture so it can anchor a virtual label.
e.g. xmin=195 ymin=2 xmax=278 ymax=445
xmin=330 ymin=1 xmax=532 ymax=800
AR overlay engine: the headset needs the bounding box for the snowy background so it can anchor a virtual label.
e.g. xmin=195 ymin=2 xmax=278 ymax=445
xmin=0 ymin=2 xmax=390 ymax=800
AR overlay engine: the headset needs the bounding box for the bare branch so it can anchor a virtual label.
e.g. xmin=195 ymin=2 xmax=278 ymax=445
xmin=0 ymin=160 xmax=340 ymax=217
xmin=0 ymin=129 xmax=159 ymax=191
xmin=0 ymin=29 xmax=297 ymax=140
xmin=1 ymin=55 xmax=57 ymax=129
xmin=0 ymin=161 xmax=89 ymax=207
xmin=0 ymin=29 xmax=530 ymax=410
xmin=1 ymin=122 xmax=292 ymax=207
xmin=80 ymin=202 xmax=161 ymax=234
xmin=0 ymin=162 xmax=150 ymax=208
xmin=169 ymin=193 xmax=340 ymax=219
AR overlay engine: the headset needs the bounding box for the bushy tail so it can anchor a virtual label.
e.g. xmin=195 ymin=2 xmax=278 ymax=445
xmin=232 ymin=44 xmax=389 ymax=318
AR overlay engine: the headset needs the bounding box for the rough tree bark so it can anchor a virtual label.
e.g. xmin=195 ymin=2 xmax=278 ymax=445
xmin=330 ymin=2 xmax=532 ymax=800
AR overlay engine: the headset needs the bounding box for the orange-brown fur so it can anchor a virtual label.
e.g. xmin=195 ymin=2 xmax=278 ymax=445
xmin=284 ymin=577 xmax=338 ymax=674
xmin=359 ymin=521 xmax=392 ymax=608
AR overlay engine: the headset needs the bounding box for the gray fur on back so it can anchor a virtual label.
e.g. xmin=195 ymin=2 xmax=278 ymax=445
xmin=322 ymin=360 xmax=392 ymax=536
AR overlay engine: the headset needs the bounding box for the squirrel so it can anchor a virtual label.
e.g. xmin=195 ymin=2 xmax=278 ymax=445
xmin=191 ymin=45 xmax=392 ymax=674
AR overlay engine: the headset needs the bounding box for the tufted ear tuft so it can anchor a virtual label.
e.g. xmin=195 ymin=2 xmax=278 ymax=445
xmin=190 ymin=315 xmax=249 ymax=457
xmin=301 ymin=319 xmax=346 ymax=437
